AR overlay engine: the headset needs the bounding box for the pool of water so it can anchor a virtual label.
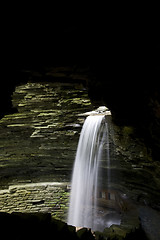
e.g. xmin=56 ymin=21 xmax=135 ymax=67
xmin=84 ymin=207 xmax=121 ymax=232
xmin=93 ymin=210 xmax=121 ymax=232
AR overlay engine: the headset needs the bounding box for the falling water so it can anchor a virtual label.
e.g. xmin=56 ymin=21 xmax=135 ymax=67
xmin=67 ymin=115 xmax=110 ymax=230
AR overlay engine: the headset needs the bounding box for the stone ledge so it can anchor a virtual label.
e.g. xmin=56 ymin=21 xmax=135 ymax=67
xmin=8 ymin=181 xmax=70 ymax=191
xmin=0 ymin=182 xmax=70 ymax=222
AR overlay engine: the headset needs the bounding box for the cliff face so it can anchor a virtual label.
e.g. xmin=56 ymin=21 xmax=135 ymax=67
xmin=0 ymin=75 xmax=92 ymax=188
xmin=0 ymin=65 xmax=160 ymax=211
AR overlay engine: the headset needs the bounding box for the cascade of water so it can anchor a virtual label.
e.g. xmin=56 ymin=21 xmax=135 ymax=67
xmin=67 ymin=115 xmax=109 ymax=230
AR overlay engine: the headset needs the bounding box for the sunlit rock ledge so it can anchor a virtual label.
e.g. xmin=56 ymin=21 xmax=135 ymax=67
xmin=78 ymin=106 xmax=111 ymax=116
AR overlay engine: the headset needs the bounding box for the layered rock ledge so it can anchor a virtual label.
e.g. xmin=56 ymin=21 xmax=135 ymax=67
xmin=0 ymin=81 xmax=92 ymax=188
xmin=0 ymin=182 xmax=69 ymax=221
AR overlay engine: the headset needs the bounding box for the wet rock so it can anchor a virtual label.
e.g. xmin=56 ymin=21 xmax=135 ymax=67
xmin=138 ymin=206 xmax=160 ymax=240
xmin=101 ymin=115 xmax=160 ymax=210
xmin=76 ymin=228 xmax=95 ymax=240
xmin=95 ymin=206 xmax=146 ymax=240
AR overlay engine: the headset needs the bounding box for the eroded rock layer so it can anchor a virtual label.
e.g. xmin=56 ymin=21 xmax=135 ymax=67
xmin=0 ymin=81 xmax=92 ymax=188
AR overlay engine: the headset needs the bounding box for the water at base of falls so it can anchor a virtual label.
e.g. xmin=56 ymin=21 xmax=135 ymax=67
xmin=67 ymin=115 xmax=110 ymax=231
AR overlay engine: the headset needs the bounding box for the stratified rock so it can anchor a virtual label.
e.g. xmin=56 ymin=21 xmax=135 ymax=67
xmin=0 ymin=81 xmax=92 ymax=188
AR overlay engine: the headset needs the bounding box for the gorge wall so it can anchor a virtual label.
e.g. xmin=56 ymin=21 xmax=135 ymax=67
xmin=0 ymin=73 xmax=92 ymax=188
xmin=0 ymin=65 xmax=160 ymax=214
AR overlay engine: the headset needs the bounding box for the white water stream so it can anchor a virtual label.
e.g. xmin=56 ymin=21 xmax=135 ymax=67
xmin=67 ymin=115 xmax=110 ymax=230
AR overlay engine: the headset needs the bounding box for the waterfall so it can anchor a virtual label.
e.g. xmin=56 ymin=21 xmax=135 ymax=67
xmin=67 ymin=115 xmax=110 ymax=230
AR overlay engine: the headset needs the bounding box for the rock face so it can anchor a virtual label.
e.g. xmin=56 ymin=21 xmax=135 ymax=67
xmin=0 ymin=81 xmax=92 ymax=188
xmin=0 ymin=64 xmax=160 ymax=239
xmin=0 ymin=182 xmax=69 ymax=222
xmin=0 ymin=72 xmax=160 ymax=208
xmin=106 ymin=116 xmax=160 ymax=209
